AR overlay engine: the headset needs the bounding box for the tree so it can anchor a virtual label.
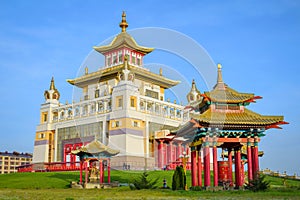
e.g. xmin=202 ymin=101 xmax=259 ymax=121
xmin=130 ymin=171 xmax=159 ymax=190
xmin=246 ymin=173 xmax=270 ymax=192
xmin=172 ymin=166 xmax=186 ymax=190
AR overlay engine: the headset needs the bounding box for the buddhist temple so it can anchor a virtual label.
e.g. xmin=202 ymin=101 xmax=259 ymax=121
xmin=31 ymin=11 xmax=287 ymax=188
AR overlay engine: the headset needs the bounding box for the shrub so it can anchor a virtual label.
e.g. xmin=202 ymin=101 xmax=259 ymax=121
xmin=246 ymin=173 xmax=270 ymax=192
xmin=130 ymin=171 xmax=159 ymax=190
xmin=172 ymin=166 xmax=186 ymax=190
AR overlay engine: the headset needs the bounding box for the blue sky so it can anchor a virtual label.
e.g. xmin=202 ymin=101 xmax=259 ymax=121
xmin=0 ymin=1 xmax=299 ymax=175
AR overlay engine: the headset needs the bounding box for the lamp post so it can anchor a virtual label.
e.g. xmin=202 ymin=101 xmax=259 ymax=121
xmin=179 ymin=151 xmax=189 ymax=190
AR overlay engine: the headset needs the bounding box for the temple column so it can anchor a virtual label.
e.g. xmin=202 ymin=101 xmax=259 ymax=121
xmin=79 ymin=159 xmax=83 ymax=184
xmin=228 ymin=148 xmax=233 ymax=186
xmin=168 ymin=141 xmax=173 ymax=165
xmin=107 ymin=159 xmax=111 ymax=184
xmin=197 ymin=149 xmax=202 ymax=187
xmin=99 ymin=160 xmax=103 ymax=184
xmin=213 ymin=143 xmax=218 ymax=187
xmin=164 ymin=143 xmax=168 ymax=168
xmin=191 ymin=150 xmax=197 ymax=186
xmin=101 ymin=161 xmax=105 ymax=183
xmin=158 ymin=140 xmax=163 ymax=169
xmin=203 ymin=138 xmax=211 ymax=187
xmin=85 ymin=161 xmax=88 ymax=185
xmin=241 ymin=161 xmax=245 ymax=185
xmin=252 ymin=136 xmax=259 ymax=178
xmin=234 ymin=147 xmax=242 ymax=188
xmin=177 ymin=142 xmax=182 ymax=161
xmin=247 ymin=137 xmax=253 ymax=181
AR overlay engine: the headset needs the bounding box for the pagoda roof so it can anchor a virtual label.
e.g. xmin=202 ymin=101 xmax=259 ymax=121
xmin=197 ymin=107 xmax=285 ymax=128
xmin=71 ymin=140 xmax=119 ymax=158
xmin=93 ymin=32 xmax=154 ymax=55
xmin=202 ymin=64 xmax=261 ymax=104
xmin=67 ymin=63 xmax=180 ymax=88
xmin=202 ymin=85 xmax=261 ymax=104
xmin=93 ymin=12 xmax=153 ymax=55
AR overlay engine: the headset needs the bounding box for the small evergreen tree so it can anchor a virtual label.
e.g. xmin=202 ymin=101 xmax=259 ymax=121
xmin=172 ymin=166 xmax=186 ymax=190
xmin=130 ymin=171 xmax=159 ymax=190
xmin=246 ymin=173 xmax=270 ymax=192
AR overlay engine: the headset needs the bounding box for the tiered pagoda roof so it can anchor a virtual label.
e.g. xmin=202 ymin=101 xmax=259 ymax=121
xmin=187 ymin=64 xmax=287 ymax=131
xmin=67 ymin=11 xmax=179 ymax=89
xmin=94 ymin=11 xmax=154 ymax=55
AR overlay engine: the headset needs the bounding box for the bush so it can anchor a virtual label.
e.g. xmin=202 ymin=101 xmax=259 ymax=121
xmin=130 ymin=171 xmax=159 ymax=190
xmin=246 ymin=173 xmax=270 ymax=192
xmin=172 ymin=166 xmax=186 ymax=190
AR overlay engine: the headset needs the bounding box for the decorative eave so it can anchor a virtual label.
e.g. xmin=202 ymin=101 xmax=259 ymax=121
xmin=93 ymin=32 xmax=154 ymax=55
xmin=93 ymin=12 xmax=153 ymax=55
xmin=197 ymin=107 xmax=286 ymax=128
xmin=67 ymin=63 xmax=180 ymax=88
xmin=71 ymin=140 xmax=119 ymax=158
xmin=202 ymin=86 xmax=259 ymax=104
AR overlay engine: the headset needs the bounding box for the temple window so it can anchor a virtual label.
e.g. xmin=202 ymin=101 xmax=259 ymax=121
xmin=137 ymin=57 xmax=141 ymax=66
xmin=215 ymin=104 xmax=227 ymax=110
xmin=145 ymin=89 xmax=159 ymax=99
xmin=132 ymin=121 xmax=139 ymax=127
xmin=42 ymin=113 xmax=48 ymax=122
xmin=95 ymin=89 xmax=99 ymax=98
xmin=107 ymin=55 xmax=112 ymax=66
xmin=130 ymin=96 xmax=136 ymax=107
xmin=116 ymin=96 xmax=123 ymax=108
xmin=113 ymin=54 xmax=117 ymax=64
xmin=132 ymin=56 xmax=136 ymax=65
xmin=118 ymin=51 xmax=123 ymax=63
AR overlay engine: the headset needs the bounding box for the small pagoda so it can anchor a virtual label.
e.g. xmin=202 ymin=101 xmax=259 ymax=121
xmin=71 ymin=139 xmax=119 ymax=188
xmin=175 ymin=64 xmax=288 ymax=189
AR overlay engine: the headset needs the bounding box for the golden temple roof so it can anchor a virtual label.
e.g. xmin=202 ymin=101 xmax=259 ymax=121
xmin=67 ymin=63 xmax=180 ymax=88
xmin=93 ymin=12 xmax=154 ymax=55
xmin=71 ymin=140 xmax=119 ymax=157
xmin=198 ymin=107 xmax=284 ymax=126
xmin=203 ymin=86 xmax=256 ymax=104
xmin=202 ymin=64 xmax=259 ymax=103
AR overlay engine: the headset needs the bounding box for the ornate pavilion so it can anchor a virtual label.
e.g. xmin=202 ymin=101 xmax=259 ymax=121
xmin=174 ymin=64 xmax=287 ymax=188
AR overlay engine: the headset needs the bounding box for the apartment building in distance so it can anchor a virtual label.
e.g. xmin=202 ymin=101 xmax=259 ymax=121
xmin=0 ymin=151 xmax=32 ymax=174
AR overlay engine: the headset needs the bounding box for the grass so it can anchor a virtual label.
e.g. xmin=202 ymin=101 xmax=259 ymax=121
xmin=0 ymin=170 xmax=299 ymax=199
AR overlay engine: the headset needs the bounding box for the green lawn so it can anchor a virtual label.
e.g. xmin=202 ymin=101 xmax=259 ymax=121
xmin=0 ymin=170 xmax=299 ymax=199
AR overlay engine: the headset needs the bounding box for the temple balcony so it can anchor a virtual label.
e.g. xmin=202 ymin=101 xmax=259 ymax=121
xmin=49 ymin=94 xmax=188 ymax=123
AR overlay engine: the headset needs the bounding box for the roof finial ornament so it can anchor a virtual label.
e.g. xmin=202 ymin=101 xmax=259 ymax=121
xmin=217 ymin=63 xmax=223 ymax=83
xmin=50 ymin=76 xmax=56 ymax=90
xmin=119 ymin=11 xmax=128 ymax=32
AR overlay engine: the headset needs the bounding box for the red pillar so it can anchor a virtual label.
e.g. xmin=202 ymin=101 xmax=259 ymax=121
xmin=164 ymin=143 xmax=167 ymax=168
xmin=168 ymin=141 xmax=173 ymax=165
xmin=101 ymin=161 xmax=105 ymax=183
xmin=213 ymin=145 xmax=218 ymax=187
xmin=252 ymin=136 xmax=259 ymax=178
xmin=107 ymin=159 xmax=111 ymax=184
xmin=79 ymin=160 xmax=83 ymax=184
xmin=203 ymin=141 xmax=211 ymax=187
xmin=177 ymin=142 xmax=182 ymax=161
xmin=228 ymin=148 xmax=233 ymax=186
xmin=247 ymin=137 xmax=253 ymax=182
xmin=234 ymin=147 xmax=242 ymax=188
xmin=85 ymin=161 xmax=88 ymax=184
xmin=197 ymin=150 xmax=202 ymax=187
xmin=241 ymin=161 xmax=245 ymax=185
xmin=99 ymin=160 xmax=103 ymax=184
xmin=191 ymin=150 xmax=197 ymax=186
xmin=158 ymin=140 xmax=163 ymax=169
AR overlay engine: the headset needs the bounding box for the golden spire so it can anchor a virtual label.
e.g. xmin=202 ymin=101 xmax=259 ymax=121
xmin=50 ymin=77 xmax=56 ymax=90
xmin=119 ymin=11 xmax=128 ymax=32
xmin=192 ymin=79 xmax=196 ymax=90
xmin=217 ymin=63 xmax=223 ymax=83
